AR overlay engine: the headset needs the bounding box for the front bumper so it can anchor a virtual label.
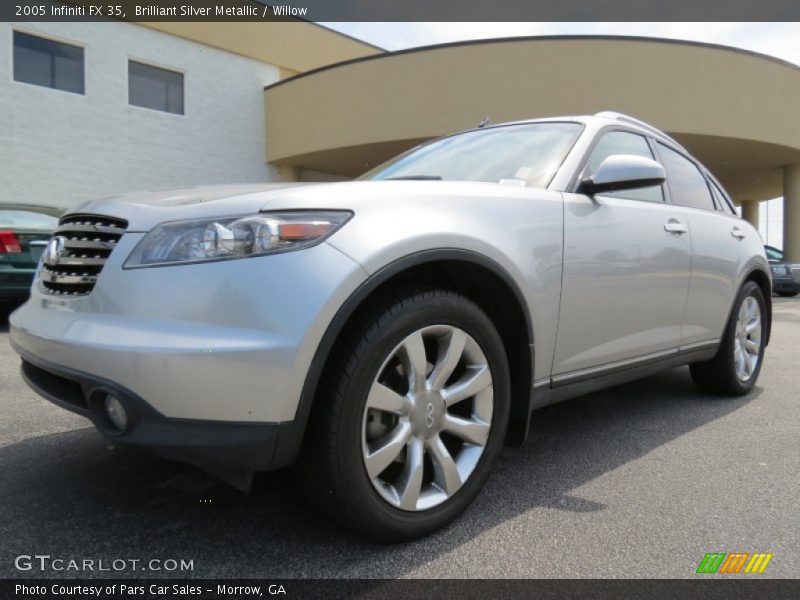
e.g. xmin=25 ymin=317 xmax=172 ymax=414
xmin=18 ymin=350 xmax=283 ymax=476
xmin=10 ymin=237 xmax=368 ymax=471
xmin=772 ymin=276 xmax=800 ymax=294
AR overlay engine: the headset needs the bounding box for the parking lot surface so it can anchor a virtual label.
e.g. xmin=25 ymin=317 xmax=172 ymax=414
xmin=1 ymin=299 xmax=797 ymax=579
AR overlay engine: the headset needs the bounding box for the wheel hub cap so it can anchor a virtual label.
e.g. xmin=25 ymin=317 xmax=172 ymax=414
xmin=410 ymin=392 xmax=445 ymax=438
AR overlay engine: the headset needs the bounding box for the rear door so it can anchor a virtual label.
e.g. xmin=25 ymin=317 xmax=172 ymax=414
xmin=553 ymin=130 xmax=692 ymax=376
xmin=653 ymin=143 xmax=742 ymax=346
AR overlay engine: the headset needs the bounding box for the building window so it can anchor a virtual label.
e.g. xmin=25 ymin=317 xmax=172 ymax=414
xmin=13 ymin=31 xmax=85 ymax=94
xmin=128 ymin=60 xmax=184 ymax=115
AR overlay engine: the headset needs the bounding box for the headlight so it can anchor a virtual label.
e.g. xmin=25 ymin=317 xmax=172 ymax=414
xmin=771 ymin=265 xmax=789 ymax=276
xmin=124 ymin=211 xmax=352 ymax=268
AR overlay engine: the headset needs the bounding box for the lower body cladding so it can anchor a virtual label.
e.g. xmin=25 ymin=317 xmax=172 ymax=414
xmin=9 ymin=240 xmax=368 ymax=488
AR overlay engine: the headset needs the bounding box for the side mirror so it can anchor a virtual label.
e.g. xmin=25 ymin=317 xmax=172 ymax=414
xmin=580 ymin=154 xmax=666 ymax=196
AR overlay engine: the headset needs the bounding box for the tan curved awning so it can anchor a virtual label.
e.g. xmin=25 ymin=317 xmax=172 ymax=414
xmin=264 ymin=36 xmax=800 ymax=202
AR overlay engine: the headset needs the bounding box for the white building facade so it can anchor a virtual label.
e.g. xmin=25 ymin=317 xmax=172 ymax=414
xmin=0 ymin=21 xmax=282 ymax=210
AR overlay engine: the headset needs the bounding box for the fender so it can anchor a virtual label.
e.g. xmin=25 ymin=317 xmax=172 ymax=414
xmin=269 ymin=248 xmax=535 ymax=467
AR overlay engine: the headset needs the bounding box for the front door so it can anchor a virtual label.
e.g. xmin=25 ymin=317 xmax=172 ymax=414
xmin=552 ymin=130 xmax=692 ymax=376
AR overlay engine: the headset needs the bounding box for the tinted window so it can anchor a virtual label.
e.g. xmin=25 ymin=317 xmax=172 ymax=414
xmin=361 ymin=123 xmax=582 ymax=189
xmin=764 ymin=246 xmax=783 ymax=261
xmin=709 ymin=179 xmax=735 ymax=215
xmin=0 ymin=210 xmax=58 ymax=229
xmin=13 ymin=31 xmax=84 ymax=94
xmin=129 ymin=61 xmax=184 ymax=115
xmin=585 ymin=131 xmax=663 ymax=202
xmin=657 ymin=143 xmax=715 ymax=210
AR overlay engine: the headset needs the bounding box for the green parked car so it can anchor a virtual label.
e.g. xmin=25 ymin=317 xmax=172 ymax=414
xmin=0 ymin=204 xmax=63 ymax=306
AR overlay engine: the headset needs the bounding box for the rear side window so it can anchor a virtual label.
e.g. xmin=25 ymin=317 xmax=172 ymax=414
xmin=709 ymin=179 xmax=736 ymax=215
xmin=585 ymin=131 xmax=663 ymax=203
xmin=657 ymin=143 xmax=715 ymax=211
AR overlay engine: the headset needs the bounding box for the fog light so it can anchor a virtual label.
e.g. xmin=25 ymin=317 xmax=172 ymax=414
xmin=104 ymin=394 xmax=128 ymax=431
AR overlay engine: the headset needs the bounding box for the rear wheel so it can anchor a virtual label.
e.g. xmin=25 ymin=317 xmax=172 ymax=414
xmin=298 ymin=288 xmax=510 ymax=542
xmin=777 ymin=291 xmax=798 ymax=298
xmin=690 ymin=281 xmax=766 ymax=396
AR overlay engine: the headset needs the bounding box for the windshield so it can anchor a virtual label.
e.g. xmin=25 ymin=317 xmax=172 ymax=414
xmin=360 ymin=122 xmax=583 ymax=188
xmin=0 ymin=210 xmax=59 ymax=229
xmin=765 ymin=246 xmax=783 ymax=261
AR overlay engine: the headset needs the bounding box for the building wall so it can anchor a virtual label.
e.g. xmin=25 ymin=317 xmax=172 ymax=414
xmin=0 ymin=22 xmax=281 ymax=209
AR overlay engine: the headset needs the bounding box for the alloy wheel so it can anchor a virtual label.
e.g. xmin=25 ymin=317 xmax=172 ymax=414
xmin=733 ymin=295 xmax=762 ymax=382
xmin=361 ymin=325 xmax=494 ymax=511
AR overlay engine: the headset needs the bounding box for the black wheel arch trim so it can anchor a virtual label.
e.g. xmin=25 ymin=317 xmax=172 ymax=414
xmin=272 ymin=248 xmax=535 ymax=466
xmin=738 ymin=266 xmax=773 ymax=347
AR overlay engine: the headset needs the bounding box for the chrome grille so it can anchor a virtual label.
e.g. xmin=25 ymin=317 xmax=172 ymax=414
xmin=792 ymin=267 xmax=800 ymax=283
xmin=40 ymin=214 xmax=128 ymax=296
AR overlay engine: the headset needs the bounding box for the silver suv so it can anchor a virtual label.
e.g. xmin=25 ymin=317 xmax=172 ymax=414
xmin=11 ymin=112 xmax=771 ymax=541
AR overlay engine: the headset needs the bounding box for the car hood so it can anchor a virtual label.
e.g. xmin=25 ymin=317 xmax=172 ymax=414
xmin=66 ymin=180 xmax=548 ymax=232
xmin=69 ymin=183 xmax=316 ymax=231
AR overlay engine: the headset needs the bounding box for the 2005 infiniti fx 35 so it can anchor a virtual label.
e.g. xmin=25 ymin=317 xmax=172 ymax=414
xmin=11 ymin=112 xmax=771 ymax=541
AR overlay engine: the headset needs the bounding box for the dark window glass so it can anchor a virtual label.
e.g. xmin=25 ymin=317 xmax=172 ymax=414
xmin=13 ymin=31 xmax=84 ymax=94
xmin=709 ymin=179 xmax=736 ymax=215
xmin=657 ymin=143 xmax=716 ymax=211
xmin=585 ymin=131 xmax=663 ymax=203
xmin=128 ymin=61 xmax=184 ymax=115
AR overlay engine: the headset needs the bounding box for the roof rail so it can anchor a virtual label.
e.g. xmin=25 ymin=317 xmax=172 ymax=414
xmin=594 ymin=111 xmax=686 ymax=150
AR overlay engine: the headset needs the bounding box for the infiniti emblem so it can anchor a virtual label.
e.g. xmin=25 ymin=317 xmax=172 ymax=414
xmin=43 ymin=236 xmax=66 ymax=265
xmin=424 ymin=402 xmax=435 ymax=428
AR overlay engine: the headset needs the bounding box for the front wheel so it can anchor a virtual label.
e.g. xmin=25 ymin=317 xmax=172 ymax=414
xmin=298 ymin=288 xmax=510 ymax=542
xmin=690 ymin=281 xmax=766 ymax=396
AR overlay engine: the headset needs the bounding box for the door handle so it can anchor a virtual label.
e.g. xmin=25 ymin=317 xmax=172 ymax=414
xmin=663 ymin=220 xmax=688 ymax=235
xmin=731 ymin=227 xmax=746 ymax=240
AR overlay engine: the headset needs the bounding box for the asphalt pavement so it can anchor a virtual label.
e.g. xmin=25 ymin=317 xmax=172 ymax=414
xmin=1 ymin=299 xmax=797 ymax=579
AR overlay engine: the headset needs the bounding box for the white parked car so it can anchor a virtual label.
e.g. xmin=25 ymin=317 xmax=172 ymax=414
xmin=11 ymin=112 xmax=771 ymax=541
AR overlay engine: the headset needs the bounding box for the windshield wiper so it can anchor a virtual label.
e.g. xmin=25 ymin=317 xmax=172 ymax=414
xmin=386 ymin=175 xmax=443 ymax=181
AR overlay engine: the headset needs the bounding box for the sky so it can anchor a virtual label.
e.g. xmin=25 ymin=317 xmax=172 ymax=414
xmin=320 ymin=23 xmax=800 ymax=66
xmin=320 ymin=22 xmax=797 ymax=247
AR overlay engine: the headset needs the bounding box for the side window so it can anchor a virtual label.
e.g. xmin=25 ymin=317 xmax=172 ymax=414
xmin=656 ymin=143 xmax=716 ymax=211
xmin=584 ymin=131 xmax=663 ymax=202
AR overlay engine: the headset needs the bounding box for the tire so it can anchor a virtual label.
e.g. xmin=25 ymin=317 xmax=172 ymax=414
xmin=297 ymin=287 xmax=510 ymax=542
xmin=777 ymin=291 xmax=798 ymax=298
xmin=690 ymin=281 xmax=766 ymax=396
